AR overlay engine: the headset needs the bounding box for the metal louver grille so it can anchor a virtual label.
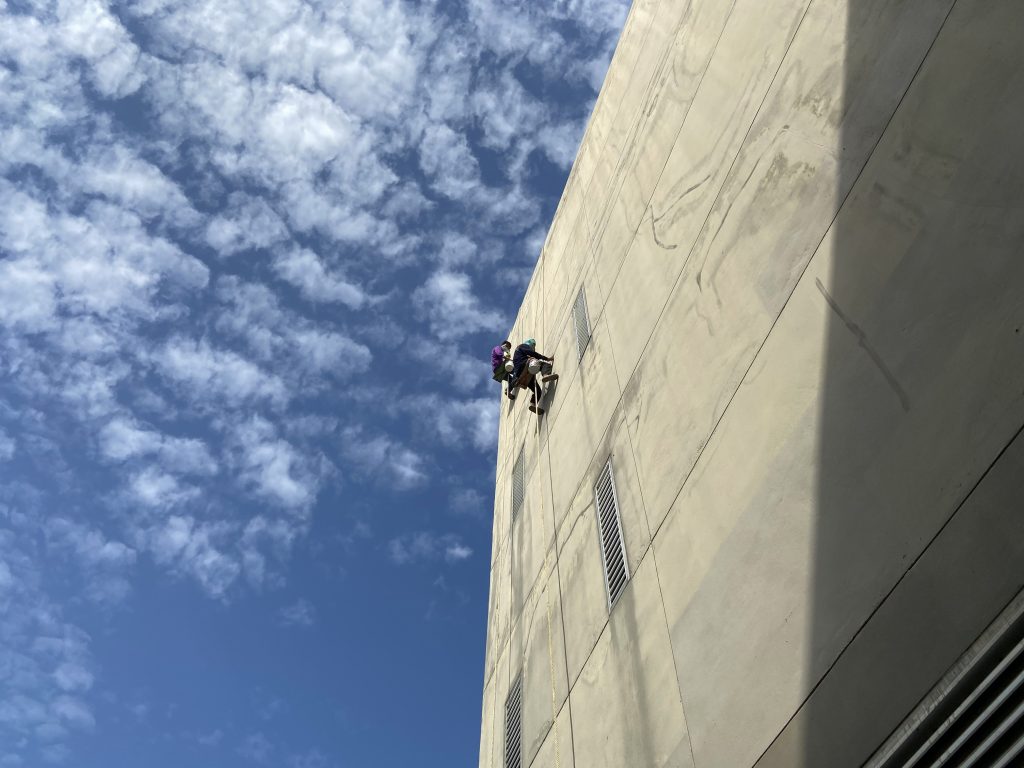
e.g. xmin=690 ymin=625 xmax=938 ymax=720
xmin=573 ymin=286 xmax=591 ymax=361
xmin=873 ymin=604 xmax=1024 ymax=768
xmin=594 ymin=459 xmax=629 ymax=609
xmin=511 ymin=446 xmax=525 ymax=520
xmin=504 ymin=674 xmax=522 ymax=768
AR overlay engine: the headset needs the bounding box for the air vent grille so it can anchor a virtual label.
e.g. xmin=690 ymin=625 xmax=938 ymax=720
xmin=504 ymin=673 xmax=522 ymax=768
xmin=511 ymin=445 xmax=525 ymax=520
xmin=594 ymin=459 xmax=629 ymax=609
xmin=573 ymin=286 xmax=591 ymax=361
xmin=873 ymin=604 xmax=1024 ymax=768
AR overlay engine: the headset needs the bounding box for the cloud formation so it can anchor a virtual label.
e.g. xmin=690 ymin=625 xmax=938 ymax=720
xmin=0 ymin=0 xmax=628 ymax=760
xmin=279 ymin=599 xmax=317 ymax=628
xmin=387 ymin=532 xmax=474 ymax=565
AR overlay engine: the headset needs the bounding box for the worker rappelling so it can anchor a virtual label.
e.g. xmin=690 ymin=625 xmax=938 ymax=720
xmin=507 ymin=338 xmax=557 ymax=413
xmin=491 ymin=339 xmax=514 ymax=395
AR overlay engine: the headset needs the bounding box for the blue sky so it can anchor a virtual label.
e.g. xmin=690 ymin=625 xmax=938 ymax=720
xmin=0 ymin=0 xmax=628 ymax=765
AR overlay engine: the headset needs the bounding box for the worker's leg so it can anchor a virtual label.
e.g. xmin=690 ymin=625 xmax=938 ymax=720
xmin=527 ymin=378 xmax=546 ymax=413
xmin=508 ymin=365 xmax=525 ymax=400
xmin=539 ymin=359 xmax=558 ymax=383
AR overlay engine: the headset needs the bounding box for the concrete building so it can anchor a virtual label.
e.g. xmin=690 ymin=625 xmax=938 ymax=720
xmin=479 ymin=0 xmax=1024 ymax=766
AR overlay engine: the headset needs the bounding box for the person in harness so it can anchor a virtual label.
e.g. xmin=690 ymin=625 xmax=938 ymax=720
xmin=510 ymin=338 xmax=557 ymax=412
xmin=491 ymin=340 xmax=513 ymax=393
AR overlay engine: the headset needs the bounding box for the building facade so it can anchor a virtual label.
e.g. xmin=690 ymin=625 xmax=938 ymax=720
xmin=479 ymin=0 xmax=1024 ymax=766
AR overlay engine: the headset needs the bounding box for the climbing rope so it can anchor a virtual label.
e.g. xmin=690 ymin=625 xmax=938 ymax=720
xmin=538 ymin=246 xmax=561 ymax=767
xmin=545 ymin=555 xmax=562 ymax=768
xmin=536 ymin=412 xmax=561 ymax=768
xmin=489 ymin=561 xmax=499 ymax=768
xmin=492 ymin=293 xmax=560 ymax=768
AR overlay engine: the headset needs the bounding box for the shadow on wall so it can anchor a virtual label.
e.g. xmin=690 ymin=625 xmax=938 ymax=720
xmin=803 ymin=0 xmax=1024 ymax=764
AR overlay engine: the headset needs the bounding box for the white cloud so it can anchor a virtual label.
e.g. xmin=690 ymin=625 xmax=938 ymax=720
xmin=196 ymin=729 xmax=224 ymax=747
xmin=273 ymin=249 xmax=367 ymax=308
xmin=413 ymin=272 xmax=505 ymax=341
xmin=0 ymin=429 xmax=14 ymax=461
xmin=46 ymin=522 xmax=135 ymax=571
xmin=0 ymin=188 xmax=208 ymax=324
xmin=51 ymin=695 xmax=95 ymax=731
xmin=55 ymin=0 xmax=145 ymax=98
xmin=408 ymin=342 xmax=490 ymax=395
xmin=53 ymin=663 xmax=94 ymax=694
xmin=288 ymin=749 xmax=330 ymax=768
xmin=450 ymin=487 xmax=487 ymax=516
xmin=522 ymin=227 xmax=547 ymax=262
xmin=278 ymin=599 xmax=316 ymax=628
xmin=234 ymin=514 xmax=307 ymax=591
xmin=537 ymin=120 xmax=587 ymax=168
xmin=290 ymin=329 xmax=370 ymax=375
xmin=0 ymin=256 xmax=59 ymax=332
xmin=154 ymin=338 xmax=289 ymax=408
xmin=263 ymin=87 xmax=357 ymax=167
xmin=387 ymin=532 xmax=473 ymax=565
xmin=44 ymin=519 xmax=137 ymax=606
xmin=232 ymin=418 xmax=319 ymax=510
xmin=76 ymin=146 xmax=199 ymax=227
xmin=434 ymin=232 xmax=478 ymax=267
xmin=426 ymin=397 xmax=500 ymax=452
xmin=214 ymin=277 xmax=372 ymax=379
xmin=142 ymin=516 xmax=241 ymax=597
xmin=0 ymin=522 xmax=99 ymax=761
xmin=445 ymin=543 xmax=473 ymax=562
xmin=140 ymin=0 xmax=421 ymax=121
xmin=380 ymin=182 xmax=433 ymax=222
xmin=471 ymin=69 xmax=544 ymax=153
xmin=36 ymin=721 xmax=69 ymax=743
xmin=468 ymin=0 xmax=628 ymax=60
xmin=0 ymin=562 xmax=13 ymax=592
xmin=41 ymin=745 xmax=70 ymax=764
xmin=129 ymin=467 xmax=199 ymax=509
xmin=205 ymin=194 xmax=289 ymax=256
xmin=237 ymin=732 xmax=273 ymax=764
xmin=340 ymin=428 xmax=425 ymax=489
xmin=98 ymin=417 xmax=217 ymax=477
xmin=418 ymin=122 xmax=481 ymax=200
xmin=478 ymin=183 xmax=543 ymax=237
xmin=423 ymin=36 xmax=474 ymax=123
xmin=97 ymin=419 xmax=161 ymax=461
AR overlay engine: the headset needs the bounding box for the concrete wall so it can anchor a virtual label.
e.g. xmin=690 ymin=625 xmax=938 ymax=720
xmin=480 ymin=0 xmax=1024 ymax=766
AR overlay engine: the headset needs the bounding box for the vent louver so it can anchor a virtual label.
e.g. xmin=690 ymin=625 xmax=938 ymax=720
xmin=873 ymin=603 xmax=1024 ymax=768
xmin=504 ymin=673 xmax=522 ymax=768
xmin=573 ymin=286 xmax=591 ymax=361
xmin=511 ymin=445 xmax=525 ymax=520
xmin=594 ymin=459 xmax=629 ymax=609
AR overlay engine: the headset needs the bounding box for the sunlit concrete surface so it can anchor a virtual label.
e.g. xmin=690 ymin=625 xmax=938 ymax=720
xmin=480 ymin=0 xmax=1024 ymax=766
